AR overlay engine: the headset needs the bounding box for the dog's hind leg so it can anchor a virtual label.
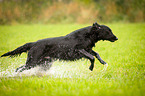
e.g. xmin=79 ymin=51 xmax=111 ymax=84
xmin=15 ymin=57 xmax=36 ymax=73
xmin=15 ymin=48 xmax=44 ymax=72
xmin=79 ymin=49 xmax=95 ymax=71
xmin=39 ymin=61 xmax=53 ymax=71
xmin=15 ymin=65 xmax=25 ymax=72
xmin=17 ymin=58 xmax=42 ymax=72
xmin=16 ymin=64 xmax=34 ymax=72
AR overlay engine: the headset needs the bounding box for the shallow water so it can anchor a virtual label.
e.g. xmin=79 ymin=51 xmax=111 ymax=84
xmin=0 ymin=60 xmax=90 ymax=78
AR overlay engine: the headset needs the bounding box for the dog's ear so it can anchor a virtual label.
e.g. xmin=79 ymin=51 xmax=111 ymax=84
xmin=93 ymin=22 xmax=101 ymax=29
xmin=93 ymin=22 xmax=96 ymax=26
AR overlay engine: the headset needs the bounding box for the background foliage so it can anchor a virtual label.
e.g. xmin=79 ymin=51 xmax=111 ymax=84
xmin=0 ymin=0 xmax=144 ymax=24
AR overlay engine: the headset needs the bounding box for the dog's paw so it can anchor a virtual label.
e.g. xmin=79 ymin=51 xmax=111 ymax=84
xmin=89 ymin=66 xmax=93 ymax=71
xmin=100 ymin=60 xmax=106 ymax=64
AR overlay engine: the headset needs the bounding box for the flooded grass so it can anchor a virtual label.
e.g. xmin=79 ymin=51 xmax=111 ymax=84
xmin=0 ymin=23 xmax=145 ymax=96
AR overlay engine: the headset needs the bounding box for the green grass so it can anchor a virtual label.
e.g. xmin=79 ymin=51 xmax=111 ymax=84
xmin=0 ymin=23 xmax=145 ymax=96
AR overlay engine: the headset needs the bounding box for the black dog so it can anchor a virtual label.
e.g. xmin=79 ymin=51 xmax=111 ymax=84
xmin=1 ymin=22 xmax=118 ymax=72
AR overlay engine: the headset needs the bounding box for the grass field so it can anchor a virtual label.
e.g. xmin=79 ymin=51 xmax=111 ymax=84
xmin=0 ymin=23 xmax=145 ymax=96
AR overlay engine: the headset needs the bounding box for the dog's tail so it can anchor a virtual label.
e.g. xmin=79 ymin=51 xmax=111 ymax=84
xmin=1 ymin=42 xmax=34 ymax=57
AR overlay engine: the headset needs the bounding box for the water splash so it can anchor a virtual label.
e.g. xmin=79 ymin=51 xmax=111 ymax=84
xmin=0 ymin=59 xmax=90 ymax=78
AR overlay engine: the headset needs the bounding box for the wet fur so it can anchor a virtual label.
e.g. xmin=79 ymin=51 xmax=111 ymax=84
xmin=1 ymin=22 xmax=118 ymax=72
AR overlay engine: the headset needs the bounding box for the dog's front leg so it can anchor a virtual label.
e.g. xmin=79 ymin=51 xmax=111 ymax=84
xmin=90 ymin=50 xmax=107 ymax=65
xmin=79 ymin=49 xmax=95 ymax=71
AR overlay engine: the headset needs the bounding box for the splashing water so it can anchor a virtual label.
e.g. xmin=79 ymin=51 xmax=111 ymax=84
xmin=0 ymin=58 xmax=90 ymax=78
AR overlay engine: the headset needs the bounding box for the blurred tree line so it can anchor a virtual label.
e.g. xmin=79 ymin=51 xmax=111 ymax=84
xmin=0 ymin=0 xmax=144 ymax=24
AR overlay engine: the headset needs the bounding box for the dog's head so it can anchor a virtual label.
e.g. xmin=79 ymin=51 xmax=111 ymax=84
xmin=92 ymin=22 xmax=118 ymax=42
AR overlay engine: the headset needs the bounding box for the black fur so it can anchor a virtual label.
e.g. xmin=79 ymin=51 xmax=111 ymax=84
xmin=1 ymin=22 xmax=118 ymax=72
